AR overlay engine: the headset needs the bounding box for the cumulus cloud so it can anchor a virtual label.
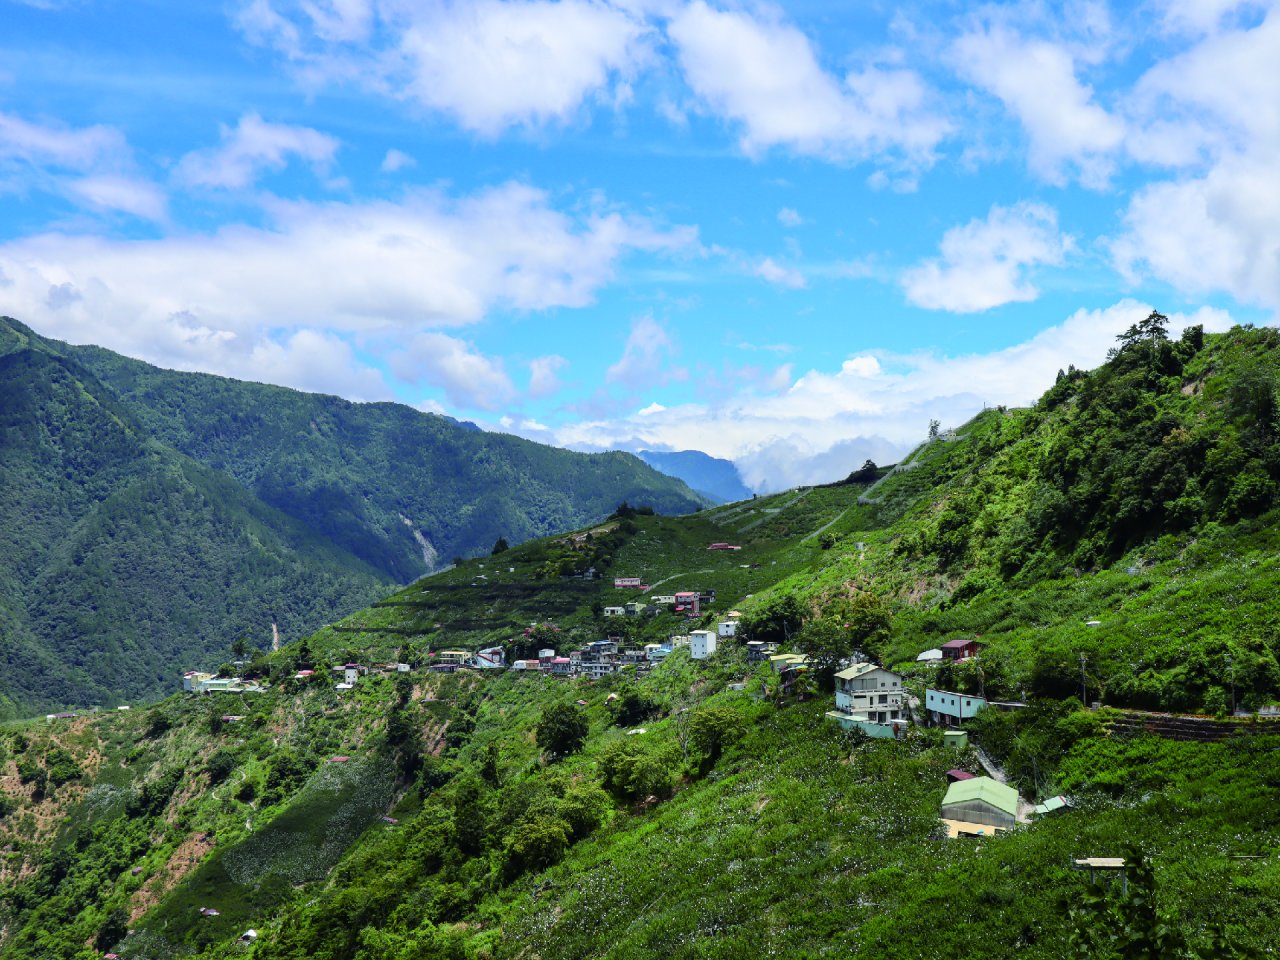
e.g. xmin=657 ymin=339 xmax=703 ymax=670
xmin=1115 ymin=7 xmax=1280 ymax=312
xmin=1113 ymin=156 xmax=1280 ymax=311
xmin=668 ymin=1 xmax=949 ymax=164
xmin=176 ymin=113 xmax=340 ymax=189
xmin=557 ymin=300 xmax=1234 ymax=491
xmin=951 ymin=24 xmax=1124 ymax=186
xmin=238 ymin=0 xmax=647 ymax=136
xmin=0 ymin=182 xmax=695 ymax=388
xmin=398 ymin=0 xmax=646 ymax=135
xmin=754 ymin=256 xmax=806 ymax=289
xmin=901 ymin=202 xmax=1070 ymax=313
xmin=391 ymin=332 xmax=517 ymax=410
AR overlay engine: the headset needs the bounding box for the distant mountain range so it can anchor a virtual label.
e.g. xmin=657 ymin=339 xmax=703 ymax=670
xmin=0 ymin=316 xmax=706 ymax=713
xmin=635 ymin=449 xmax=752 ymax=503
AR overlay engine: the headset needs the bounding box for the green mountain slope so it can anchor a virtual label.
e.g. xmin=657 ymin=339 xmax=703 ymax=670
xmin=0 ymin=342 xmax=391 ymax=713
xmin=0 ymin=316 xmax=706 ymax=712
xmin=64 ymin=331 xmax=708 ymax=582
xmin=5 ymin=319 xmax=1280 ymax=960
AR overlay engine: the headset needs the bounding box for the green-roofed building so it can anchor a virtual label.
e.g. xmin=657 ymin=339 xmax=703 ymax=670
xmin=940 ymin=776 xmax=1020 ymax=833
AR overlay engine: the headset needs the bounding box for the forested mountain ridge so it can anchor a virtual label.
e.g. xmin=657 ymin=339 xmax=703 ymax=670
xmin=0 ymin=316 xmax=706 ymax=713
xmin=5 ymin=318 xmax=1280 ymax=960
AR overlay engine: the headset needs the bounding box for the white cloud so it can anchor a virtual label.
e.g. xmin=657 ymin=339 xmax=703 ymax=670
xmin=176 ymin=113 xmax=340 ymax=189
xmin=901 ymin=202 xmax=1069 ymax=313
xmin=1115 ymin=8 xmax=1280 ymax=312
xmin=244 ymin=328 xmax=389 ymax=399
xmin=606 ymin=315 xmax=686 ymax=389
xmin=0 ymin=111 xmax=126 ymax=168
xmin=63 ymin=175 xmax=167 ymax=221
xmin=777 ymin=207 xmax=804 ymax=227
xmin=398 ymin=0 xmax=646 ymax=135
xmin=754 ymin=256 xmax=806 ymax=289
xmin=1160 ymin=0 xmax=1263 ymax=34
xmin=1113 ymin=155 xmax=1280 ymax=311
xmin=0 ymin=182 xmax=694 ymax=387
xmin=558 ymin=300 xmax=1231 ymax=491
xmin=951 ymin=24 xmax=1124 ymax=186
xmin=528 ymin=353 xmax=568 ymax=397
xmin=392 ymin=331 xmax=516 ymax=410
xmin=240 ymin=0 xmax=647 ymax=136
xmin=381 ymin=148 xmax=416 ymax=172
xmin=0 ymin=110 xmax=165 ymax=219
xmin=667 ymin=1 xmax=949 ymax=163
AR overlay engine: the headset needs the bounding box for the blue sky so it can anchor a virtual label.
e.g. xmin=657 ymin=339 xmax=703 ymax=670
xmin=1 ymin=0 xmax=1276 ymax=490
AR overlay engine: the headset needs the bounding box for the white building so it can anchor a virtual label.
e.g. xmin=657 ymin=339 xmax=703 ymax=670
xmin=717 ymin=620 xmax=737 ymax=638
xmin=578 ymin=661 xmax=616 ymax=679
xmin=925 ymin=688 xmax=987 ymax=726
xmin=833 ymin=663 xmax=903 ymax=724
xmin=690 ymin=630 xmax=718 ymax=660
xmin=603 ymin=606 xmax=625 ymax=617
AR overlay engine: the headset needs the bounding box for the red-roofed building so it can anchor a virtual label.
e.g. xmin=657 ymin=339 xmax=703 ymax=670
xmin=942 ymin=638 xmax=984 ymax=661
xmin=329 ymin=755 xmax=350 ymax=763
xmin=946 ymin=769 xmax=976 ymax=783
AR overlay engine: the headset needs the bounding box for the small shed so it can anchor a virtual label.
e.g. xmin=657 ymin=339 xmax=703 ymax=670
xmin=940 ymin=776 xmax=1019 ymax=836
xmin=916 ymin=648 xmax=943 ymax=662
xmin=946 ymin=769 xmax=976 ymax=783
xmin=943 ymin=730 xmax=968 ymax=749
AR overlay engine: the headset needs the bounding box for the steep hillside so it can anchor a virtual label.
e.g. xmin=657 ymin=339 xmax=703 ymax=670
xmin=0 ymin=340 xmax=390 ymax=714
xmin=5 ymin=319 xmax=1280 ymax=960
xmin=60 ymin=326 xmax=708 ymax=582
xmin=0 ymin=316 xmax=706 ymax=711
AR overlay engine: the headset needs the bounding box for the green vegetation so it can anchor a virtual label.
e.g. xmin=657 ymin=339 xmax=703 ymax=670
xmin=4 ymin=319 xmax=1280 ymax=958
xmin=0 ymin=315 xmax=705 ymax=713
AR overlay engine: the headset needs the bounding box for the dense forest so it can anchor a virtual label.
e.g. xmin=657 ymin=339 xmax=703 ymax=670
xmin=0 ymin=316 xmax=705 ymax=713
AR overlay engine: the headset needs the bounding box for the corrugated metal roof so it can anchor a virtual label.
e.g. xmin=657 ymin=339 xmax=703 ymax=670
xmin=834 ymin=662 xmax=878 ymax=680
xmin=941 ymin=776 xmax=1019 ymax=817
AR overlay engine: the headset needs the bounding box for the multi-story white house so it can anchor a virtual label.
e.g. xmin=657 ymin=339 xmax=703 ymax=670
xmin=689 ymin=629 xmax=718 ymax=660
xmin=833 ymin=663 xmax=903 ymax=724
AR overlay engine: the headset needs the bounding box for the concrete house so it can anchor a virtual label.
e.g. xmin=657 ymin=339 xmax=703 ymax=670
xmin=746 ymin=641 xmax=779 ymax=663
xmin=603 ymin=606 xmax=626 ymax=617
xmin=940 ymin=776 xmax=1020 ymax=837
xmin=689 ymin=629 xmax=717 ymax=660
xmin=435 ymin=650 xmax=471 ymax=666
xmin=926 ymin=688 xmax=988 ymax=726
xmin=769 ymin=653 xmax=809 ymax=673
xmin=833 ymin=663 xmax=903 ymax=723
xmin=718 ymin=620 xmax=737 ymax=638
xmin=182 ymin=671 xmax=216 ymax=692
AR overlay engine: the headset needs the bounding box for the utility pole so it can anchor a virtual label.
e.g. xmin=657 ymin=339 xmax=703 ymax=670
xmin=1079 ymin=654 xmax=1088 ymax=706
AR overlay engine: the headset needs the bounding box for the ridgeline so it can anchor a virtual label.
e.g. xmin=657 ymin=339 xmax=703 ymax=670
xmin=0 ymin=316 xmax=706 ymax=714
